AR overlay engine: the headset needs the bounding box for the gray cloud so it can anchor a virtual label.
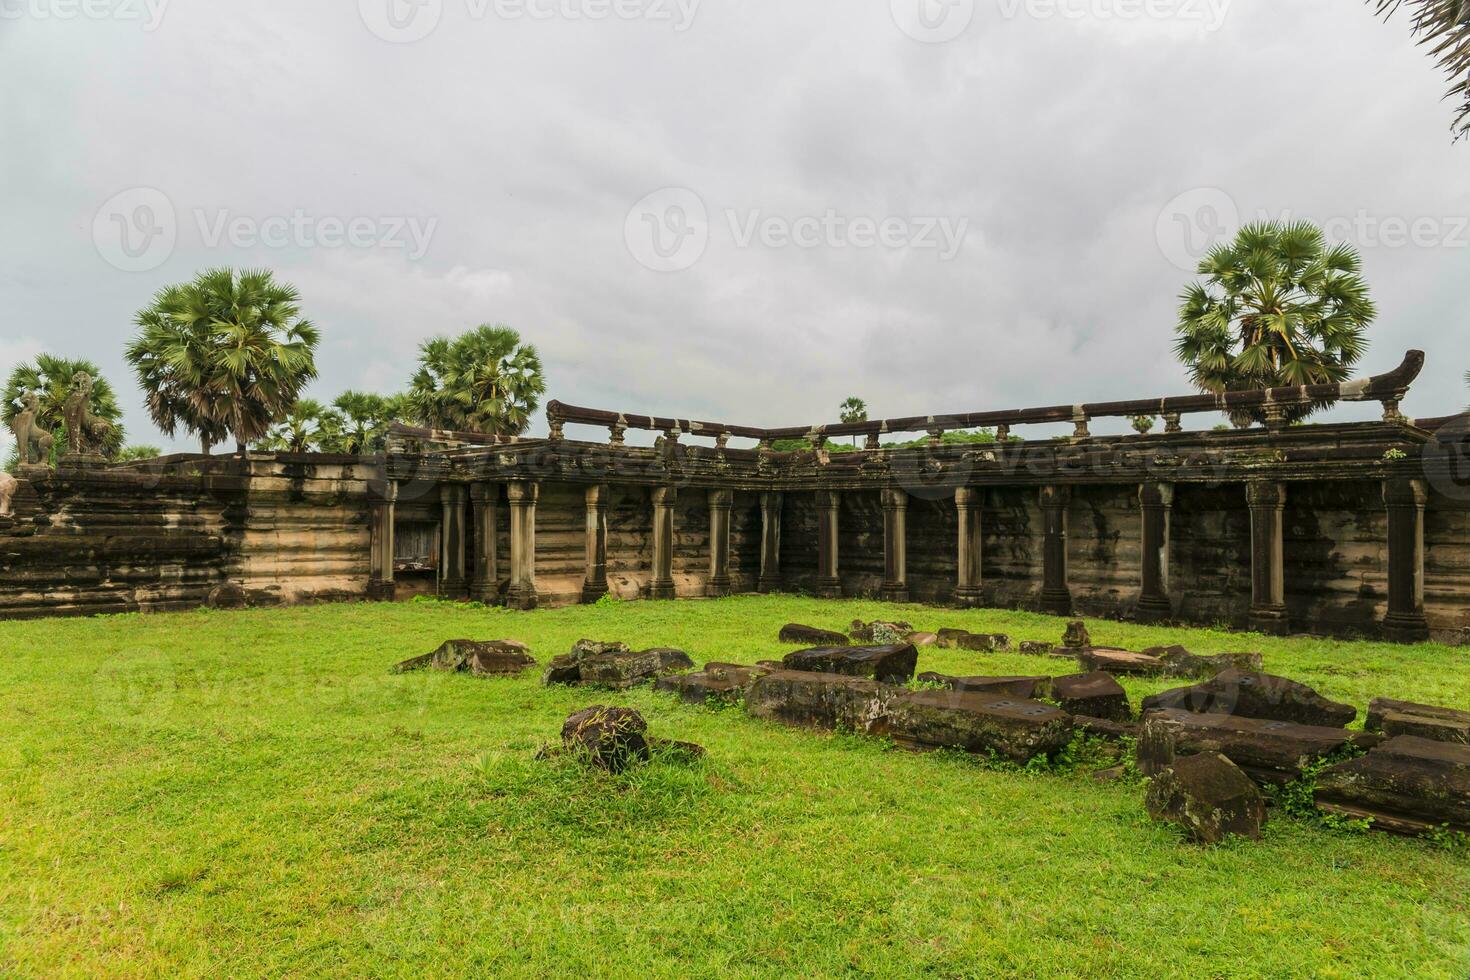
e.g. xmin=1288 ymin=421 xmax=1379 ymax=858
xmin=1 ymin=0 xmax=1465 ymax=453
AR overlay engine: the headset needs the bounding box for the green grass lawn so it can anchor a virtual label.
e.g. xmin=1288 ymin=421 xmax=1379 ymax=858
xmin=2 ymin=596 xmax=1468 ymax=978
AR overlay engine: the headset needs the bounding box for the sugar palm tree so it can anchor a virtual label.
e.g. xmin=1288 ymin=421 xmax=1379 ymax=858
xmin=1175 ymin=221 xmax=1375 ymax=426
xmin=258 ymin=399 xmax=342 ymax=454
xmin=407 ymin=324 xmax=545 ymax=436
xmin=2 ymin=354 xmax=126 ymax=461
xmin=839 ymin=396 xmax=868 ymax=447
xmin=1374 ymin=0 xmax=1470 ymax=138
xmin=330 ymin=391 xmax=410 ymax=454
xmin=128 ymin=269 xmax=320 ymax=454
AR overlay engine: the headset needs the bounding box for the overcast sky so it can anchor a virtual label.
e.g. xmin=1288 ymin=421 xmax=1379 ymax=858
xmin=1 ymin=0 xmax=1465 ymax=450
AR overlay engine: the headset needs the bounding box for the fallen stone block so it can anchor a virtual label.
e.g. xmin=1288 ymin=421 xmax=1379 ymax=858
xmin=850 ymin=619 xmax=914 ymax=643
xmin=916 ymin=673 xmax=1051 ymax=700
xmin=1076 ymin=647 xmax=1168 ymax=676
xmin=1141 ymin=708 xmax=1367 ymax=785
xmin=1142 ymin=645 xmax=1264 ymax=680
xmin=745 ymin=670 xmax=899 ymax=732
xmin=1141 ymin=670 xmax=1356 ymax=728
xmin=1315 ymin=735 xmax=1470 ymax=836
xmin=1018 ymin=641 xmax=1062 ymax=657
xmin=542 ymin=642 xmax=694 ymax=689
xmin=393 ymin=639 xmax=535 ymax=677
xmin=906 ymin=631 xmax=939 ymax=647
xmin=956 ymin=632 xmax=1012 ymax=653
xmin=1062 ymin=621 xmax=1092 ymax=649
xmin=702 ymin=662 xmax=776 ymax=685
xmin=560 ymin=705 xmax=650 ymax=774
xmin=1076 ymin=716 xmax=1139 ymax=742
xmin=880 ymin=689 xmax=1074 ymax=764
xmin=783 ymin=643 xmax=918 ymax=684
xmin=779 ymin=623 xmax=850 ymax=646
xmin=1053 ymin=671 xmax=1131 ymax=722
xmin=654 ymin=672 xmax=747 ymax=705
xmin=1146 ymin=752 xmax=1267 ymax=844
xmin=936 ymin=628 xmax=971 ymax=649
xmin=1366 ymin=697 xmax=1470 ymax=745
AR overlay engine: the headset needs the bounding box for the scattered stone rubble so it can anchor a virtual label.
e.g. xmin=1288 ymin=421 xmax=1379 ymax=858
xmin=542 ymin=639 xmax=694 ymax=689
xmin=409 ymin=617 xmax=1470 ymax=846
xmin=393 ymin=639 xmax=536 ymax=677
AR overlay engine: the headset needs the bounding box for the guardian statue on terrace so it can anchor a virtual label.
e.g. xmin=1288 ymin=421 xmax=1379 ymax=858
xmin=8 ymin=391 xmax=55 ymax=467
xmin=61 ymin=371 xmax=112 ymax=459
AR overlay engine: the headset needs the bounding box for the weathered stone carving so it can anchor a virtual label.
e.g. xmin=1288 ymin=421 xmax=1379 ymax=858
xmin=0 ymin=470 xmax=16 ymax=519
xmin=60 ymin=372 xmax=112 ymax=458
xmin=8 ymin=391 xmax=55 ymax=466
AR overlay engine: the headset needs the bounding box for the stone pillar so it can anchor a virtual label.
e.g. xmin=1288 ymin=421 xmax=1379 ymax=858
xmin=650 ymin=486 xmax=677 ymax=600
xmin=706 ymin=488 xmax=733 ymax=597
xmin=1136 ymin=482 xmax=1175 ymax=623
xmin=470 ymin=483 xmax=500 ymax=604
xmin=816 ymin=491 xmax=842 ymax=598
xmin=881 ymin=487 xmax=909 ymax=603
xmin=955 ymin=486 xmax=984 ymax=608
xmin=368 ymin=479 xmax=398 ymax=601
xmin=581 ymin=484 xmax=610 ymax=604
xmin=1247 ymin=481 xmax=1289 ymax=635
xmin=1039 ymin=485 xmax=1072 ymax=615
xmin=1383 ymin=478 xmax=1430 ymax=643
xmin=438 ymin=483 xmax=468 ymax=598
xmin=506 ymin=481 xmax=540 ymax=610
xmin=758 ymin=492 xmax=783 ymax=593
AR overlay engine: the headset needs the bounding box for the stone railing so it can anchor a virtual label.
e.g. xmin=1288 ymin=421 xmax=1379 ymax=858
xmin=545 ymin=350 xmax=1425 ymax=448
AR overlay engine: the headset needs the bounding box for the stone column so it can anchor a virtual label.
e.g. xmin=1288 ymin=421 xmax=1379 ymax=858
xmin=582 ymin=484 xmax=611 ymax=604
xmin=1247 ymin=481 xmax=1289 ymax=635
xmin=650 ymin=486 xmax=677 ymax=600
xmin=955 ymin=486 xmax=984 ymax=608
xmin=758 ymin=492 xmax=783 ymax=593
xmin=368 ymin=479 xmax=398 ymax=601
xmin=1383 ymin=478 xmax=1430 ymax=643
xmin=505 ymin=481 xmax=539 ymax=610
xmin=1136 ymin=482 xmax=1175 ymax=623
xmin=706 ymin=488 xmax=733 ymax=597
xmin=881 ymin=487 xmax=909 ymax=603
xmin=1039 ymin=485 xmax=1072 ymax=615
xmin=816 ymin=491 xmax=842 ymax=598
xmin=470 ymin=483 xmax=500 ymax=604
xmin=438 ymin=483 xmax=468 ymax=598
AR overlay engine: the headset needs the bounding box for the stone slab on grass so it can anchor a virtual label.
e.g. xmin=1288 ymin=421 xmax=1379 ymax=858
xmin=1141 ymin=708 xmax=1371 ymax=786
xmin=393 ymin=639 xmax=535 ymax=677
xmin=917 ymin=673 xmax=1051 ymax=700
xmin=782 ymin=643 xmax=918 ymax=684
xmin=779 ymin=624 xmax=850 ymax=646
xmin=1141 ymin=670 xmax=1357 ymax=728
xmin=1053 ymin=671 xmax=1131 ymax=722
xmin=1366 ymin=697 xmax=1470 ymax=745
xmin=744 ymin=670 xmax=898 ymax=732
xmin=1315 ymin=735 xmax=1470 ymax=836
xmin=1146 ymin=752 xmax=1266 ymax=844
xmin=881 ymin=689 xmax=1074 ymax=764
xmin=1075 ymin=647 xmax=1168 ymax=676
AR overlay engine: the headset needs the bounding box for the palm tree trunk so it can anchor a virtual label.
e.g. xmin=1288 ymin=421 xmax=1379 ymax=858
xmin=201 ymin=436 xmax=212 ymax=455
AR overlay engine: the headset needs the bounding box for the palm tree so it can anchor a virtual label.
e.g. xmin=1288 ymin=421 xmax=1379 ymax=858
xmin=331 ymin=391 xmax=410 ymax=454
xmin=1174 ymin=221 xmax=1374 ymax=426
xmin=1374 ymin=0 xmax=1470 ymax=138
xmin=2 ymin=354 xmax=126 ymax=461
xmin=127 ymin=269 xmax=320 ymax=454
xmin=407 ymin=324 xmax=546 ymax=436
xmin=258 ymin=399 xmax=342 ymax=454
xmin=838 ymin=396 xmax=868 ymax=447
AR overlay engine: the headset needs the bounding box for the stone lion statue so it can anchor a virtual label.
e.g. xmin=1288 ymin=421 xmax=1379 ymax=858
xmin=0 ymin=470 xmax=15 ymax=518
xmin=8 ymin=391 xmax=55 ymax=466
xmin=61 ymin=371 xmax=111 ymax=457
